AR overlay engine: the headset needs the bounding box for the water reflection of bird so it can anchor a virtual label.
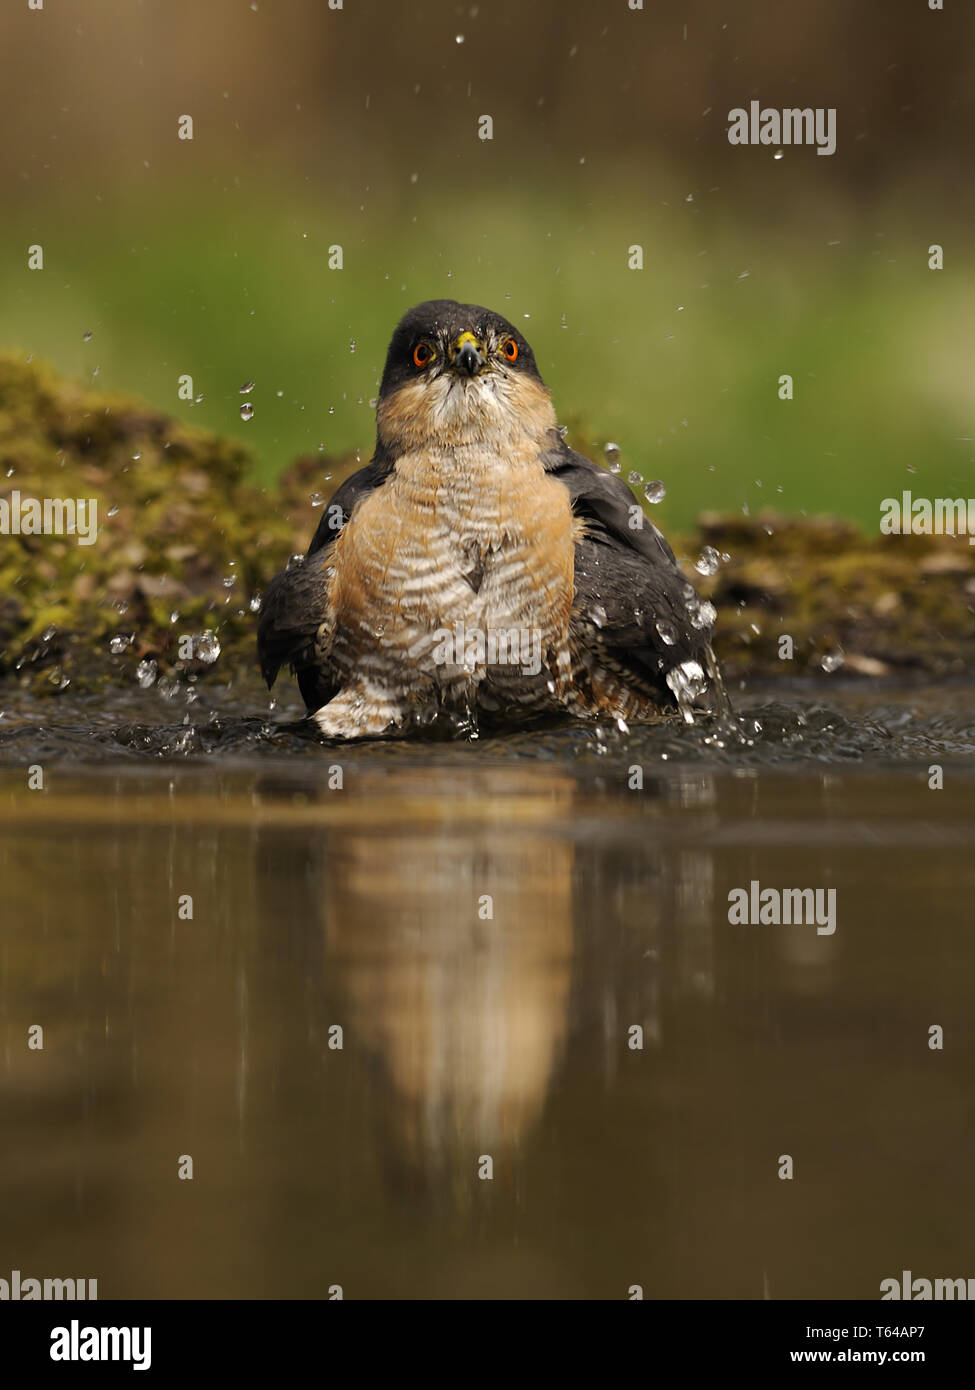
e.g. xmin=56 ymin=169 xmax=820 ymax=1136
xmin=259 ymin=300 xmax=722 ymax=739
xmin=319 ymin=769 xmax=576 ymax=1199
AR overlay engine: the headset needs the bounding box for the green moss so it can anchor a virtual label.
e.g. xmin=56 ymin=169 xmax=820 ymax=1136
xmin=0 ymin=353 xmax=311 ymax=693
xmin=690 ymin=512 xmax=975 ymax=679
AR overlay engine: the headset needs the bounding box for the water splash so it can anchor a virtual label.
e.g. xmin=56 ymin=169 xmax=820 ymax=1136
xmin=136 ymin=659 xmax=157 ymax=689
xmin=194 ymin=632 xmax=221 ymax=664
xmin=695 ymin=546 xmax=720 ymax=576
xmin=703 ymin=642 xmax=734 ymax=721
xmin=666 ymin=660 xmax=707 ymax=723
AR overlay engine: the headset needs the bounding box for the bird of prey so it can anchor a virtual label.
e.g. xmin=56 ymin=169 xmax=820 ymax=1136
xmin=258 ymin=299 xmax=726 ymax=739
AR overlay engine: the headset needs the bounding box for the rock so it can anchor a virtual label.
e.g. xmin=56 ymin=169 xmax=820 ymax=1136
xmin=842 ymin=653 xmax=893 ymax=677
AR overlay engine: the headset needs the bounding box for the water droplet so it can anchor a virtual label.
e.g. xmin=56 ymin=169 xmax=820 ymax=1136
xmin=136 ymin=658 xmax=157 ymax=688
xmin=655 ymin=618 xmax=678 ymax=646
xmin=194 ymin=631 xmax=221 ymax=664
xmin=249 ymin=591 xmax=263 ymax=612
xmin=239 ymin=380 xmax=255 ymax=394
xmin=286 ymin=553 xmax=305 ymax=571
xmin=695 ymin=545 xmax=720 ymax=576
xmin=107 ymin=504 xmax=119 ymax=518
xmin=109 ymin=634 xmax=132 ymax=655
xmin=131 ymin=451 xmax=142 ymax=461
xmin=773 ymin=149 xmax=784 ymax=160
xmin=82 ymin=330 xmax=93 ymax=342
xmin=309 ymin=491 xmax=324 ymax=507
xmin=112 ymin=599 xmax=129 ymax=616
xmin=349 ymin=340 xmax=357 ymax=353
xmin=41 ymin=624 xmax=58 ymax=644
xmin=455 ymin=33 xmax=465 ymax=43
xmin=239 ymin=402 xmax=254 ymax=421
xmin=689 ymin=599 xmax=716 ymax=630
xmin=588 ymin=604 xmax=608 ymax=629
xmin=821 ymin=650 xmax=844 ymax=674
xmin=221 ymin=573 xmax=236 ymax=589
xmin=604 ymin=442 xmax=621 ymax=471
xmin=644 ymin=479 xmax=666 ymax=503
xmin=627 ymin=470 xmax=642 ymax=486
xmin=194 ymin=394 xmax=204 ymax=404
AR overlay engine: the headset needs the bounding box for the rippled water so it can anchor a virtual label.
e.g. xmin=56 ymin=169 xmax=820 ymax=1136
xmin=1 ymin=677 xmax=974 ymax=765
xmin=1 ymin=682 xmax=973 ymax=1298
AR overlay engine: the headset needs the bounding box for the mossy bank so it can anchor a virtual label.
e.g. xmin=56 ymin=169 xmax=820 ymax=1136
xmin=1 ymin=354 xmax=973 ymax=701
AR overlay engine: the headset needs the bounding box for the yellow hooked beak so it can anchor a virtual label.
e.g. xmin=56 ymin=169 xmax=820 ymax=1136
xmin=450 ymin=331 xmax=485 ymax=377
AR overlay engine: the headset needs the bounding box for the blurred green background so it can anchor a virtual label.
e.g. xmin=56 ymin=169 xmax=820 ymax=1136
xmin=2 ymin=0 xmax=973 ymax=531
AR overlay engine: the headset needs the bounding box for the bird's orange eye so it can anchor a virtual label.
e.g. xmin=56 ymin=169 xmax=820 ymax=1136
xmin=502 ymin=338 xmax=519 ymax=363
xmin=413 ymin=341 xmax=434 ymax=368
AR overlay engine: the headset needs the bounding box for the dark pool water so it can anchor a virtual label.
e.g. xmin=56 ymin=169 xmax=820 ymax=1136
xmin=1 ymin=681 xmax=973 ymax=1298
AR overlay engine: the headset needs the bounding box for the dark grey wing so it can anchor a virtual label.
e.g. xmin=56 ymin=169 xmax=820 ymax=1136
xmin=257 ymin=455 xmax=394 ymax=708
xmin=306 ymin=454 xmax=394 ymax=556
xmin=543 ymin=435 xmax=715 ymax=705
xmin=257 ymin=547 xmax=335 ymax=707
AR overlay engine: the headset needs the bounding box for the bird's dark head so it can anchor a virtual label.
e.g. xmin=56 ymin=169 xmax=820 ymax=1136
xmin=375 ymin=300 xmax=555 ymax=455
